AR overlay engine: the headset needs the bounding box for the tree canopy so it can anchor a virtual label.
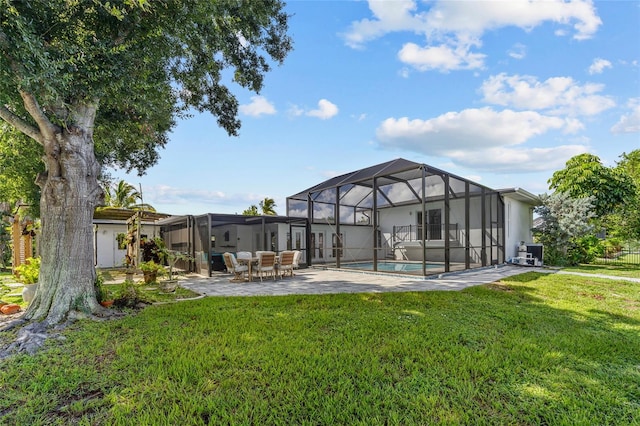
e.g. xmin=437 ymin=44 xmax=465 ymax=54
xmin=242 ymin=205 xmax=259 ymax=216
xmin=242 ymin=197 xmax=277 ymax=216
xmin=0 ymin=0 xmax=292 ymax=328
xmin=533 ymin=192 xmax=595 ymax=265
xmin=0 ymin=124 xmax=43 ymax=216
xmin=548 ymin=153 xmax=635 ymax=217
xmin=259 ymin=197 xmax=277 ymax=215
xmin=103 ymin=180 xmax=155 ymax=212
xmin=1 ymin=0 xmax=292 ymax=175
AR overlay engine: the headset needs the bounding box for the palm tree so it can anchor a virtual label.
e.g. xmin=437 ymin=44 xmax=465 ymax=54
xmin=104 ymin=180 xmax=156 ymax=212
xmin=259 ymin=197 xmax=277 ymax=215
xmin=242 ymin=205 xmax=259 ymax=216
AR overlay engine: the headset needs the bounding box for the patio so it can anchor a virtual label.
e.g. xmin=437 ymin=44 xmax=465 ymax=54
xmin=178 ymin=264 xmax=544 ymax=297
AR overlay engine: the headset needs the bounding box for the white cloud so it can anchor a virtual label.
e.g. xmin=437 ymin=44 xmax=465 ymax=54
xmin=148 ymin=185 xmax=228 ymax=206
xmin=480 ymin=73 xmax=615 ymax=116
xmin=398 ymin=40 xmax=486 ymax=72
xmin=448 ymin=145 xmax=590 ymax=173
xmin=287 ymin=104 xmax=304 ymax=118
xmin=239 ymin=96 xmax=276 ymax=117
xmin=611 ymin=98 xmax=640 ymax=134
xmin=342 ymin=0 xmax=601 ymax=72
xmin=375 ymin=108 xmax=588 ymax=172
xmin=306 ymin=99 xmax=339 ymax=120
xmin=508 ymin=43 xmax=527 ymax=60
xmin=398 ymin=67 xmax=411 ymax=78
xmin=588 ymin=58 xmax=612 ymax=75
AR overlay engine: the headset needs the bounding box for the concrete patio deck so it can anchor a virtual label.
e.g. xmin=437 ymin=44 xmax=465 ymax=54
xmin=179 ymin=264 xmax=547 ymax=297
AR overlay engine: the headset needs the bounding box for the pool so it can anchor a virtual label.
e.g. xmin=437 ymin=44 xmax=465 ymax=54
xmin=342 ymin=261 xmax=442 ymax=273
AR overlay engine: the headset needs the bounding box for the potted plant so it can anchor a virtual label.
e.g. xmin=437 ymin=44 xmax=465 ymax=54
xmin=161 ymin=250 xmax=193 ymax=280
xmin=15 ymin=257 xmax=40 ymax=303
xmin=156 ymin=247 xmax=193 ymax=292
xmin=95 ymin=272 xmax=114 ymax=307
xmin=140 ymin=260 xmax=165 ymax=284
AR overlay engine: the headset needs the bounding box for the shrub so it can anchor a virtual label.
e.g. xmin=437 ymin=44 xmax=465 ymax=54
xmin=603 ymin=238 xmax=623 ymax=258
xmin=140 ymin=237 xmax=165 ymax=263
xmin=14 ymin=257 xmax=40 ymax=284
xmin=113 ymin=279 xmax=149 ymax=308
xmin=566 ymin=235 xmax=603 ymax=265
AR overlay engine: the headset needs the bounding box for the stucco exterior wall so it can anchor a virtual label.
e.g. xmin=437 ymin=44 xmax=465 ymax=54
xmin=503 ymin=195 xmax=534 ymax=259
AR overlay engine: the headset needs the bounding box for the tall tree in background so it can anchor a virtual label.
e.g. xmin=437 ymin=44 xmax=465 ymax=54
xmin=533 ymin=192 xmax=595 ymax=265
xmin=548 ymin=153 xmax=635 ymax=218
xmin=103 ymin=180 xmax=155 ymax=212
xmin=259 ymin=197 xmax=277 ymax=215
xmin=242 ymin=205 xmax=260 ymax=216
xmin=606 ymin=150 xmax=640 ymax=240
xmin=0 ymin=1 xmax=291 ymax=325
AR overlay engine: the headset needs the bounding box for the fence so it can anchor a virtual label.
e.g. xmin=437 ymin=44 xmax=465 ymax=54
xmin=595 ymin=240 xmax=640 ymax=265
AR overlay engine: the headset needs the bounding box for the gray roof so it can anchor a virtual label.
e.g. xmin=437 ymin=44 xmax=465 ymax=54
xmin=288 ymin=158 xmax=498 ymax=210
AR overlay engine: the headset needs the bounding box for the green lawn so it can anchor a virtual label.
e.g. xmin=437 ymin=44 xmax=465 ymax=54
xmin=1 ymin=271 xmax=639 ymax=425
xmin=563 ymin=264 xmax=640 ymax=278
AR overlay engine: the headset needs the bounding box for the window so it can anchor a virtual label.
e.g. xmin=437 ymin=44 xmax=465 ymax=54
xmin=318 ymin=233 xmax=324 ymax=258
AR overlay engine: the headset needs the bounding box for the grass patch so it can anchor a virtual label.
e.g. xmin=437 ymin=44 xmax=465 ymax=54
xmin=1 ymin=272 xmax=638 ymax=425
xmin=0 ymin=272 xmax=25 ymax=306
xmin=563 ymin=264 xmax=640 ymax=279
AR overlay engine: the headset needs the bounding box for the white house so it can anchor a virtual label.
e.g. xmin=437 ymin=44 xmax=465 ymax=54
xmin=114 ymin=159 xmax=540 ymax=278
xmin=93 ymin=208 xmax=168 ymax=268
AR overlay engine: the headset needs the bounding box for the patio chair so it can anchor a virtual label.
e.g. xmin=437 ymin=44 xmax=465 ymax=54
xmin=292 ymin=250 xmax=301 ymax=273
xmin=255 ymin=251 xmax=276 ymax=281
xmin=223 ymin=252 xmax=249 ymax=281
xmin=278 ymin=251 xmax=296 ymax=278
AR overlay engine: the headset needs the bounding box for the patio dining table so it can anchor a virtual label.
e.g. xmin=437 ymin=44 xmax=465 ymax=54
xmin=237 ymin=256 xmax=280 ymax=281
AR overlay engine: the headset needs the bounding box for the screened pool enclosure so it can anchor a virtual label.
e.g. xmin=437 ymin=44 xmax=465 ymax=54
xmin=287 ymin=158 xmax=507 ymax=277
xmin=157 ymin=214 xmax=309 ymax=276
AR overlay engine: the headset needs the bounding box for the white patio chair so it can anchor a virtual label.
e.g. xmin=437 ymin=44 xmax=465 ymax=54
xmin=292 ymin=250 xmax=301 ymax=273
xmin=223 ymin=252 xmax=249 ymax=281
xmin=255 ymin=251 xmax=276 ymax=281
xmin=278 ymin=251 xmax=296 ymax=278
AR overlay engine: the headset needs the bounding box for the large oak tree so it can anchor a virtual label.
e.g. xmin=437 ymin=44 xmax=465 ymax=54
xmin=0 ymin=0 xmax=291 ymax=324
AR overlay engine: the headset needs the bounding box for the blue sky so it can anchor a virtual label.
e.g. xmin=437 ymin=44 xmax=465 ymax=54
xmin=110 ymin=0 xmax=640 ymax=216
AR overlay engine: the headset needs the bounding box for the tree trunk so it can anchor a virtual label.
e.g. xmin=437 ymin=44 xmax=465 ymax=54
xmin=24 ymin=103 xmax=104 ymax=325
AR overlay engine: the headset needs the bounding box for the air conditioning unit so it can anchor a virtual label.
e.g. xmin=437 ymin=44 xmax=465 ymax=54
xmin=526 ymin=244 xmax=543 ymax=266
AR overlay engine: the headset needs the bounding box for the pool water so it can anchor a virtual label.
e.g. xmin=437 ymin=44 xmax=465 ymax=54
xmin=342 ymin=261 xmax=441 ymax=272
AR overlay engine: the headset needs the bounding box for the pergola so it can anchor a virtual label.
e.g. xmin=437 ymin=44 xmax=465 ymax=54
xmin=287 ymin=158 xmax=505 ymax=276
xmin=93 ymin=208 xmax=171 ymax=268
